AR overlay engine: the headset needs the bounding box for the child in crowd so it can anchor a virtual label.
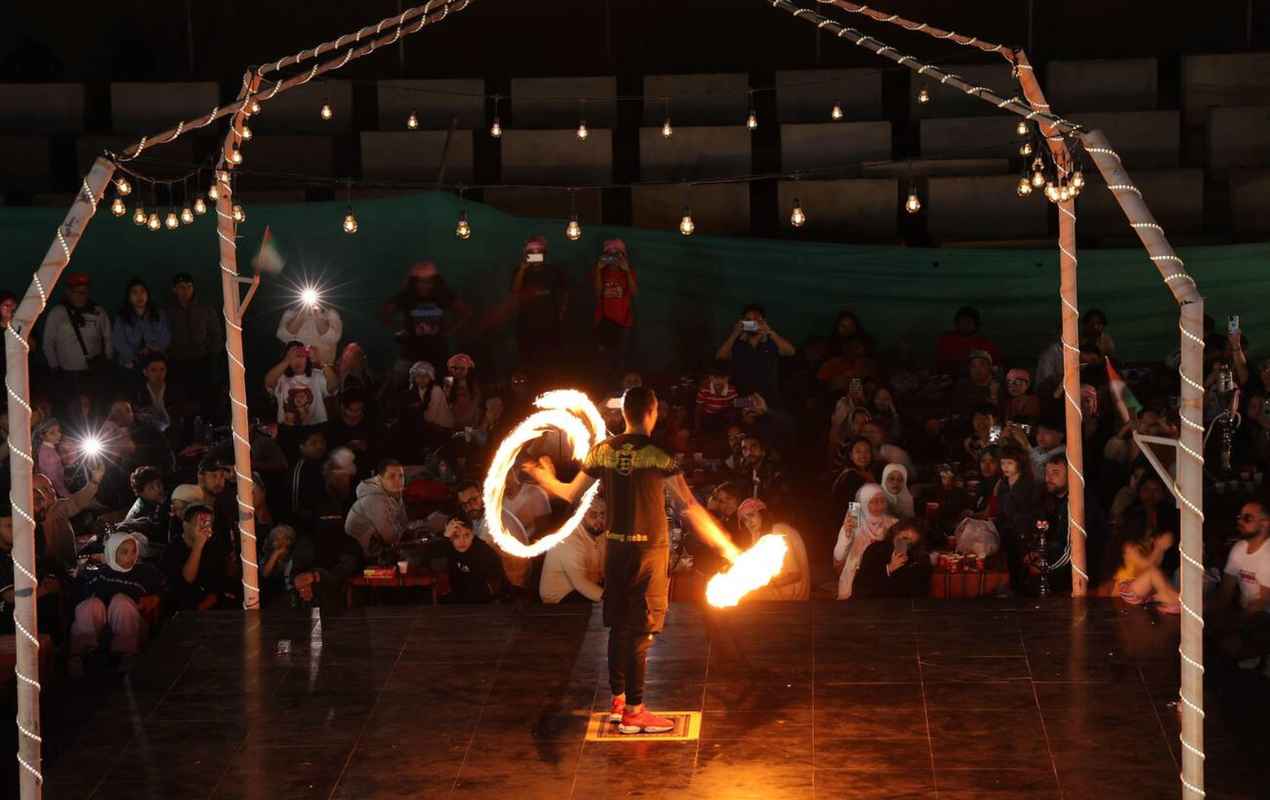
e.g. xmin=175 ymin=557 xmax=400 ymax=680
xmin=69 ymin=531 xmax=166 ymax=675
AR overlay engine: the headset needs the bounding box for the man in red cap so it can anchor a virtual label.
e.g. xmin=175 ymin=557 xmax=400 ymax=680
xmin=593 ymin=238 xmax=638 ymax=371
xmin=511 ymin=235 xmax=568 ymax=368
xmin=42 ymin=273 xmax=112 ymax=414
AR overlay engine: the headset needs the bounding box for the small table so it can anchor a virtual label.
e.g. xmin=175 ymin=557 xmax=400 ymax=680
xmin=346 ymin=570 xmax=449 ymax=608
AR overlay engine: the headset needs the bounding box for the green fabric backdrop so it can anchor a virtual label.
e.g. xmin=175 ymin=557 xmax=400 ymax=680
xmin=2 ymin=191 xmax=1267 ymax=385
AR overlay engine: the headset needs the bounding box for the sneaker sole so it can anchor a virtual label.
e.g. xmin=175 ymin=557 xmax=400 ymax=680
xmin=617 ymin=723 xmax=675 ymax=735
xmin=608 ymin=713 xmax=623 ymax=723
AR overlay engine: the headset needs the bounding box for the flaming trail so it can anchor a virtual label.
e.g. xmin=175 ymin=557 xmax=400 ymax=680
xmin=706 ymin=534 xmax=789 ymax=608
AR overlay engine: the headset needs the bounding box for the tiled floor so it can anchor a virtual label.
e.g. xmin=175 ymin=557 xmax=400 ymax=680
xmin=34 ymin=599 xmax=1265 ymax=799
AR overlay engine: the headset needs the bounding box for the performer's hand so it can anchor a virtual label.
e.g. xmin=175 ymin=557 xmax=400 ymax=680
xmin=521 ymin=455 xmax=557 ymax=483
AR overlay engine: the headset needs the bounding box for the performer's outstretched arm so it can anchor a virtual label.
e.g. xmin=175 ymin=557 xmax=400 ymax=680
xmin=669 ymin=474 xmax=741 ymax=563
xmin=522 ymin=456 xmax=597 ymax=504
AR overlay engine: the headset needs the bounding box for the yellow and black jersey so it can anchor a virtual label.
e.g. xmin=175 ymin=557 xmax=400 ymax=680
xmin=581 ymin=434 xmax=680 ymax=545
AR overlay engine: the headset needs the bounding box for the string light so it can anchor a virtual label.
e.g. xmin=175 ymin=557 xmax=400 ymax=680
xmin=905 ymin=186 xmax=922 ymax=214
xmin=193 ymin=196 xmax=208 ymax=215
xmin=342 ymin=208 xmax=359 ymax=234
xmin=746 ymin=108 xmax=758 ymax=131
xmin=662 ymin=118 xmax=673 ymax=138
xmin=1044 ymin=183 xmax=1060 ymax=203
xmin=240 ymin=124 xmax=253 ymax=141
xmin=565 ymin=214 xmax=582 ymax=240
xmin=1016 ymin=176 xmax=1033 ymax=197
xmin=790 ymin=197 xmax=806 ymax=228
xmin=181 ymin=205 xmax=195 ymax=225
xmin=1072 ymin=171 xmax=1085 ymax=190
xmin=917 ymin=87 xmax=931 ymax=104
xmin=490 ymin=116 xmax=502 ymax=138
xmin=407 ymin=111 xmax=419 ymax=130
xmin=114 ymin=177 xmax=132 ymax=196
xmin=1019 ymin=141 xmax=1034 ymax=157
xmin=232 ymin=204 xmax=246 ymax=223
xmin=133 ymin=206 xmax=147 ymax=226
xmin=248 ymin=99 xmax=261 ymax=115
xmin=1030 ymin=157 xmax=1046 ymax=188
xmin=229 ymin=149 xmax=243 ymax=165
xmin=576 ymin=120 xmax=589 ymax=140
xmin=679 ymin=207 xmax=695 ymax=237
xmin=111 ymin=198 xmax=127 ymax=217
xmin=147 ymin=212 xmax=161 ymax=231
xmin=164 ymin=209 xmax=180 ymax=230
xmin=320 ymin=101 xmax=333 ymax=121
xmin=1016 ymin=119 xmax=1029 ymax=136
xmin=208 ymin=183 xmax=220 ymax=201
xmin=456 ymin=209 xmax=472 ymax=239
xmin=831 ymin=102 xmax=844 ymax=121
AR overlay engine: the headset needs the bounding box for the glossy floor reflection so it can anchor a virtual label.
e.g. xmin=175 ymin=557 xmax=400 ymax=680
xmin=35 ymin=599 xmax=1265 ymax=799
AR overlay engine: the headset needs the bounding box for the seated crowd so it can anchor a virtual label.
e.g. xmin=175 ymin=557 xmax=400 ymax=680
xmin=0 ymin=235 xmax=1267 ymax=683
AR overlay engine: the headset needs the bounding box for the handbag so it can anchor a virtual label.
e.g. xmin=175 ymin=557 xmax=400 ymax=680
xmin=68 ymin=307 xmax=111 ymax=372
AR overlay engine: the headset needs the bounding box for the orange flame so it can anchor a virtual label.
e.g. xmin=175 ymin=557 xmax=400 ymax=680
xmin=706 ymin=534 xmax=789 ymax=607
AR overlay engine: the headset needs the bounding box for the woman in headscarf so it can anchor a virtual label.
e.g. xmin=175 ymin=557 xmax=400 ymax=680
xmin=831 ymin=437 xmax=879 ymax=518
xmin=738 ymin=498 xmax=811 ymax=601
xmin=69 ymin=531 xmax=166 ymax=675
xmin=833 ymin=483 xmax=898 ymax=600
xmin=880 ymin=463 xmax=915 ymax=518
xmin=396 ymin=360 xmax=454 ymax=455
xmin=445 ymin=353 xmax=483 ymax=429
xmin=33 ymin=417 xmax=69 ymax=497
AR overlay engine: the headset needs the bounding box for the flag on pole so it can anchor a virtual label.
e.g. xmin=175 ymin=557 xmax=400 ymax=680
xmin=252 ymin=226 xmax=285 ymax=274
xmin=1106 ymin=357 xmax=1143 ymax=423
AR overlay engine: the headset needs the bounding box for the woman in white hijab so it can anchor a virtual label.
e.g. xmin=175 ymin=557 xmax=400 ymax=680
xmin=69 ymin=532 xmax=166 ymax=676
xmin=832 ymin=483 xmax=898 ymax=600
xmin=880 ymin=463 xmax=915 ymax=518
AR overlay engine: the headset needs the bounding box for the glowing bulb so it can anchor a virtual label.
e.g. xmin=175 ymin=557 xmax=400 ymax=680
xmin=917 ymin=87 xmax=931 ymax=104
xmin=565 ymin=215 xmax=582 ymax=240
xmin=1016 ymin=119 xmax=1028 ymax=136
xmin=181 ymin=206 xmax=195 ymax=225
xmin=300 ymin=287 xmax=321 ymax=309
xmin=342 ymin=209 xmax=359 ymax=234
xmin=147 ymin=212 xmax=161 ymax=231
xmin=1031 ymin=170 xmax=1046 ymax=188
xmin=232 ymin=204 xmax=245 ymax=223
xmin=165 ymin=210 xmax=180 ymax=230
xmin=905 ymin=189 xmax=922 ymax=214
xmin=80 ymin=435 xmax=103 ymax=459
xmin=320 ymin=102 xmax=333 ymax=121
xmin=831 ymin=102 xmax=844 ymax=121
xmin=111 ymin=198 xmax=127 ymax=217
xmin=248 ymin=100 xmax=261 ymax=115
xmin=208 ymin=183 xmax=220 ymax=201
xmin=456 ymin=211 xmax=471 ymax=240
xmin=1017 ymin=177 xmax=1033 ymax=197
xmin=229 ymin=149 xmax=243 ymax=165
xmin=746 ymin=109 xmax=758 ymax=130
xmin=193 ymin=196 xmax=207 ymax=215
xmin=662 ymin=118 xmax=673 ymax=138
xmin=577 ymin=120 xmax=589 ymax=140
xmin=679 ymin=210 xmax=695 ymax=237
xmin=115 ymin=177 xmax=132 ymax=196
xmin=1058 ymin=185 xmax=1072 ymax=202
xmin=490 ymin=117 xmax=502 ymax=138
xmin=1071 ymin=171 xmax=1085 ymax=190
xmin=407 ymin=111 xmax=419 ymax=130
xmin=790 ymin=198 xmax=806 ymax=228
xmin=133 ymin=207 xmax=147 ymax=225
xmin=1019 ymin=142 xmax=1034 ymax=157
xmin=240 ymin=124 xmax=252 ymax=141
xmin=1044 ymin=183 xmax=1060 ymax=202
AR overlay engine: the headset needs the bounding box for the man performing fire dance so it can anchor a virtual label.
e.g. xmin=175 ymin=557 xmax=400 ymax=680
xmin=524 ymin=386 xmax=741 ymax=734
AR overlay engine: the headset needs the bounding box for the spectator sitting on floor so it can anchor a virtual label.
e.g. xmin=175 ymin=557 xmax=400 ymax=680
xmin=1031 ymin=454 xmax=1108 ymax=592
xmin=345 ymin=459 xmax=408 ymax=565
xmin=834 ymin=483 xmax=898 ymax=600
xmin=1210 ymin=499 xmax=1270 ymax=670
xmin=0 ymin=504 xmax=64 ymax=639
xmin=963 ymin=403 xmax=999 ymax=461
xmin=997 ymin=446 xmax=1038 ymax=593
xmin=880 ymin=463 xmax=914 ymax=518
xmin=160 ymin=504 xmax=236 ymax=610
xmin=1010 ymin=417 xmax=1065 ymax=482
xmin=739 ymin=498 xmax=810 ymax=601
xmin=121 ymin=465 xmax=167 ymax=543
xmin=260 ymin=524 xmax=296 ymax=604
xmin=325 ymin=390 xmax=375 ymax=464
xmin=397 ymin=360 xmax=455 ymax=453
xmin=68 ymin=531 xmax=165 ymax=676
xmin=444 ymin=353 xmax=483 ymax=430
xmin=34 ymin=417 xmax=69 ymax=497
xmin=1096 ymin=516 xmax=1180 ymax=613
xmin=540 ymin=495 xmax=606 ymax=604
xmin=854 ymin=518 xmax=932 ymax=599
xmin=956 ymin=354 xmax=1001 ymax=417
xmin=283 ymin=428 xmax=328 ymax=526
xmin=832 ymin=437 xmax=880 ymax=518
xmin=443 ymin=516 xmax=507 ymax=604
xmin=39 ymin=462 xmax=106 ymax=572
xmin=734 ymin=435 xmax=785 ymax=506
xmin=454 ymin=480 xmax=533 ymax=590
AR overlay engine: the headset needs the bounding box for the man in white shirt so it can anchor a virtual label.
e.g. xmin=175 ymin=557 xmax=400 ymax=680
xmin=1214 ymin=500 xmax=1270 ymax=668
xmin=540 ymin=497 xmax=606 ymax=604
xmin=276 ymin=303 xmax=343 ymax=366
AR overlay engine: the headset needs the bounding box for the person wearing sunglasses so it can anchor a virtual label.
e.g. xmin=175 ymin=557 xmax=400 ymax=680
xmin=1212 ymin=500 xmax=1270 ymax=672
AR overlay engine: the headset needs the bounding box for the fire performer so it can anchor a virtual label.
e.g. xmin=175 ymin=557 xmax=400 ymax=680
xmin=524 ymin=386 xmax=740 ymax=734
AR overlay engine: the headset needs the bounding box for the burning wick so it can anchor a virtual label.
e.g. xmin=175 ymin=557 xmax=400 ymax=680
xmin=300 ymin=287 xmax=321 ymax=309
xmin=706 ymin=534 xmax=789 ymax=607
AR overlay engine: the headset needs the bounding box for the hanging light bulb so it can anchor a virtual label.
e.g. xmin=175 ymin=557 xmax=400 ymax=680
xmin=111 ymin=197 xmax=127 ymax=217
xmin=181 ymin=205 xmax=195 ymax=225
xmin=147 ymin=212 xmax=161 ymax=231
xmin=133 ymin=206 xmax=147 ymax=226
xmin=1019 ymin=142 xmax=1034 ymax=157
xmin=746 ymin=109 xmax=758 ymax=131
xmin=115 ymin=177 xmax=132 ymax=196
xmin=240 ymin=124 xmax=252 ymax=141
xmin=679 ymin=208 xmax=695 ymax=237
xmin=1016 ymin=119 xmax=1029 ymax=136
xmin=831 ymin=102 xmax=844 ymax=121
xmin=164 ymin=210 xmax=180 ymax=230
xmin=456 ymin=210 xmax=472 ymax=240
xmin=249 ymin=99 xmax=261 ymax=115
xmin=1030 ymin=157 xmax=1046 ymax=188
xmin=489 ymin=117 xmax=503 ymax=138
xmin=193 ymin=196 xmax=208 ymax=215
xmin=905 ymin=187 xmax=922 ymax=214
xmin=917 ymin=87 xmax=931 ymax=104
xmin=208 ymin=183 xmax=220 ymax=201
xmin=1016 ymin=176 xmax=1033 ymax=197
xmin=1071 ymin=170 xmax=1085 ymax=190
xmin=1044 ymin=183 xmax=1060 ymax=202
xmin=320 ymin=101 xmax=333 ymax=121
xmin=1058 ymin=184 xmax=1072 ymax=202
xmin=342 ymin=208 xmax=359 ymax=234
xmin=577 ymin=120 xmax=589 ymax=140
xmin=232 ymin=204 xmax=246 ymax=223
xmin=565 ymin=214 xmax=582 ymax=240
xmin=229 ymin=149 xmax=243 ymax=165
xmin=790 ymin=197 xmax=806 ymax=228
xmin=662 ymin=118 xmax=673 ymax=138
xmin=407 ymin=111 xmax=419 ymax=130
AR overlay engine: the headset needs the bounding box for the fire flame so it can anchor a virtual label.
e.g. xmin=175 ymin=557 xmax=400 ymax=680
xmin=482 ymin=390 xmax=605 ymax=559
xmin=705 ymin=534 xmax=789 ymax=608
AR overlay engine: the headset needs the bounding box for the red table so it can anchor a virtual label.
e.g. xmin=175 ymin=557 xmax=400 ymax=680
xmin=346 ymin=570 xmax=449 ymax=607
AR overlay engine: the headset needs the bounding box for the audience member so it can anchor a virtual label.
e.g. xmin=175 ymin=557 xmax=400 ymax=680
xmin=540 ymin=495 xmax=606 ymax=604
xmin=738 ymin=498 xmax=810 ymax=601
xmin=1002 ymin=368 xmax=1042 ymax=422
xmin=276 ymin=295 xmax=343 ymax=366
xmin=834 ymin=483 xmax=898 ymax=600
xmin=34 ymin=417 xmax=69 ymax=497
xmin=68 ymin=531 xmax=165 ymax=675
xmin=695 ymin=361 xmax=738 ymax=434
xmin=345 ymin=459 xmax=408 ymax=565
xmin=593 ymin=239 xmax=638 ymax=368
xmin=512 ymin=236 xmax=569 ymax=366
xmin=445 ymin=353 xmax=483 ymax=430
xmin=442 ymin=516 xmax=507 ymax=604
xmin=854 ymin=518 xmax=932 ymax=598
xmin=880 ymin=463 xmax=914 ymax=518
xmin=161 ymin=504 xmax=236 ymax=610
xmin=42 ymin=273 xmax=112 ymax=409
xmin=1097 ymin=516 xmax=1180 ymax=612
xmin=113 ymin=278 xmax=171 ymax=371
xmin=165 ymin=273 xmax=221 ymax=412
xmin=381 ymin=261 xmax=467 ymax=388
xmin=266 ymin=341 xmax=336 ymax=428
xmin=715 ymin=304 xmax=796 ymax=400
xmin=936 ymin=306 xmax=1001 ymax=375
xmin=1211 ymin=500 xmax=1270 ymax=667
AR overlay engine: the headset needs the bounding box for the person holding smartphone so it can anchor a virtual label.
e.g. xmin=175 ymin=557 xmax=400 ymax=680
xmin=715 ymin=303 xmax=796 ymax=400
xmin=593 ymin=238 xmax=638 ymax=369
xmin=853 ymin=518 xmax=931 ymax=599
xmin=512 ymin=235 xmax=569 ymax=367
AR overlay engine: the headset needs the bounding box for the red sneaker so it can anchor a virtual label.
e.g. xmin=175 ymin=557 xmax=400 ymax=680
xmin=618 ymin=705 xmax=675 ymax=735
xmin=608 ymin=694 xmax=626 ymax=723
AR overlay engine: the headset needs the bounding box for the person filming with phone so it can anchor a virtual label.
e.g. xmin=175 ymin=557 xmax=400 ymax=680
xmin=715 ymin=304 xmax=796 ymax=401
xmin=593 ymin=238 xmax=637 ymax=370
xmin=512 ymin=235 xmax=569 ymax=368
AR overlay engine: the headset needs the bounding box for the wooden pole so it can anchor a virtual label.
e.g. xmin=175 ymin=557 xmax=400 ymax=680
xmin=1013 ymin=50 xmax=1088 ymax=595
xmin=5 ymin=157 xmax=115 ymax=799
xmin=1080 ymin=128 xmax=1205 ymax=800
xmin=215 ymin=72 xmax=263 ymax=610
